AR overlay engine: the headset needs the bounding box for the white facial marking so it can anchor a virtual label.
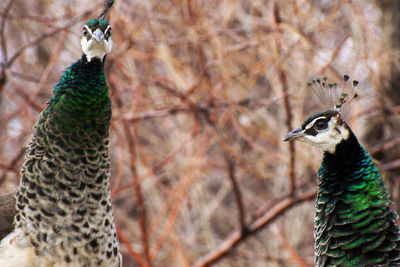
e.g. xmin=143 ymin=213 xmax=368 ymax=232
xmin=104 ymin=25 xmax=111 ymax=35
xmin=81 ymin=25 xmax=112 ymax=62
xmin=305 ymin=117 xmax=326 ymax=130
xmin=301 ymin=114 xmax=349 ymax=153
xmin=83 ymin=25 xmax=92 ymax=35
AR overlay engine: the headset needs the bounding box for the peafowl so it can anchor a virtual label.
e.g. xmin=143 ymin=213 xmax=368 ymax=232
xmin=0 ymin=1 xmax=121 ymax=266
xmin=284 ymin=76 xmax=400 ymax=266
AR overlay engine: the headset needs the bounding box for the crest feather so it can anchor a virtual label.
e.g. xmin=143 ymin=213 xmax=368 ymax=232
xmin=307 ymin=75 xmax=359 ymax=112
xmin=98 ymin=0 xmax=114 ymax=20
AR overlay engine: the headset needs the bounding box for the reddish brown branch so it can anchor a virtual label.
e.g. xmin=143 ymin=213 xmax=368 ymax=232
xmin=0 ymin=0 xmax=14 ymax=63
xmin=150 ymin=165 xmax=195 ymax=261
xmin=171 ymin=233 xmax=190 ymax=267
xmin=124 ymin=123 xmax=152 ymax=267
xmin=6 ymin=69 xmax=45 ymax=111
xmin=0 ymin=0 xmax=14 ymax=88
xmin=110 ymin=131 xmax=193 ymax=196
xmin=33 ymin=30 xmax=69 ymax=100
xmin=123 ymin=98 xmax=272 ymax=123
xmin=109 ymin=76 xmax=152 ymax=266
xmin=151 ymin=113 xmax=201 ymax=261
xmin=116 ymin=227 xmax=147 ymax=267
xmin=368 ymin=136 xmax=400 ymax=155
xmin=275 ymin=226 xmax=309 ymax=267
xmin=224 ymin=155 xmax=245 ymax=231
xmin=6 ymin=9 xmax=93 ymax=68
xmin=271 ymin=1 xmax=296 ymax=195
xmin=382 ymin=159 xmax=400 ymax=171
xmin=192 ymin=189 xmax=317 ymax=267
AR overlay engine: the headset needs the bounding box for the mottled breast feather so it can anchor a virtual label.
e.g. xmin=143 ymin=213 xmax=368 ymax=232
xmin=12 ymin=57 xmax=120 ymax=266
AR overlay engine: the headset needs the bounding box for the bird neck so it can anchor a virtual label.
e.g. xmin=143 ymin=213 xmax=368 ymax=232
xmin=315 ymin=129 xmax=396 ymax=265
xmin=320 ymin=130 xmax=364 ymax=173
xmin=41 ymin=55 xmax=111 ymax=142
xmin=318 ymin=129 xmax=387 ymax=199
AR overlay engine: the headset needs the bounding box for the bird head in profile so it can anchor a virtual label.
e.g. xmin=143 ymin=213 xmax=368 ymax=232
xmin=283 ymin=110 xmax=350 ymax=153
xmin=81 ymin=19 xmax=112 ymax=62
xmin=283 ymin=75 xmax=359 ymax=154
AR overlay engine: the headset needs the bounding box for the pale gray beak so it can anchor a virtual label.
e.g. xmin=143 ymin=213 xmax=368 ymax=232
xmin=92 ymin=29 xmax=105 ymax=41
xmin=283 ymin=127 xmax=305 ymax=141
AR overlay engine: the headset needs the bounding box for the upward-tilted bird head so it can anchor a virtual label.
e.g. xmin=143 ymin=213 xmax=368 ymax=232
xmin=81 ymin=19 xmax=112 ymax=62
xmin=283 ymin=110 xmax=350 ymax=153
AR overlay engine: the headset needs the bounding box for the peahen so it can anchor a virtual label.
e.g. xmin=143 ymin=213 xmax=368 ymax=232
xmin=284 ymin=76 xmax=400 ymax=266
xmin=0 ymin=1 xmax=121 ymax=266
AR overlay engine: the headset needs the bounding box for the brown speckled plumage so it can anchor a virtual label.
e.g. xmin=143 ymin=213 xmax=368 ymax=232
xmin=0 ymin=6 xmax=120 ymax=266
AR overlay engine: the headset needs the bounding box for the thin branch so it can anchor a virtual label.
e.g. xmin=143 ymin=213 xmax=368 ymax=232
xmin=5 ymin=69 xmax=45 ymax=111
xmin=224 ymin=154 xmax=246 ymax=231
xmin=368 ymin=136 xmax=400 ymax=155
xmin=116 ymin=227 xmax=148 ymax=267
xmin=171 ymin=232 xmax=190 ymax=267
xmin=150 ymin=165 xmax=195 ymax=261
xmin=0 ymin=0 xmax=14 ymax=88
xmin=273 ymin=225 xmax=309 ymax=267
xmin=32 ymin=30 xmax=69 ymax=101
xmin=110 ymin=134 xmax=192 ymax=196
xmin=381 ymin=159 xmax=400 ymax=171
xmin=6 ymin=9 xmax=93 ymax=68
xmin=123 ymin=96 xmax=278 ymax=123
xmin=124 ymin=121 xmax=152 ymax=266
xmin=271 ymin=1 xmax=296 ymax=195
xmin=0 ymin=0 xmax=14 ymax=62
xmin=192 ymin=189 xmax=317 ymax=267
xmin=206 ymin=121 xmax=272 ymax=180
xmin=110 ymin=77 xmax=152 ymax=266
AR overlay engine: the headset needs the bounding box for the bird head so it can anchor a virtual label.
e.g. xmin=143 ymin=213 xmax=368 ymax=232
xmin=81 ymin=19 xmax=112 ymax=62
xmin=283 ymin=110 xmax=350 ymax=154
xmin=284 ymin=75 xmax=359 ymax=153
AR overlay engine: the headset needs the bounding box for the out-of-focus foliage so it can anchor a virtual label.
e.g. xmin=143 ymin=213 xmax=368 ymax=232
xmin=0 ymin=0 xmax=399 ymax=266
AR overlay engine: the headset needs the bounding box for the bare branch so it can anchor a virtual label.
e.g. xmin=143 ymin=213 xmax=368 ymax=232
xmin=192 ymin=189 xmax=317 ymax=267
xmin=116 ymin=227 xmax=148 ymax=267
xmin=6 ymin=9 xmax=93 ymax=68
xmin=224 ymin=155 xmax=245 ymax=231
xmin=271 ymin=1 xmax=296 ymax=195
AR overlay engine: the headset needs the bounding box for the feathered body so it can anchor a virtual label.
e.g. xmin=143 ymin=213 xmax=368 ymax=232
xmin=0 ymin=18 xmax=120 ymax=266
xmin=313 ymin=112 xmax=400 ymax=266
xmin=285 ymin=99 xmax=400 ymax=266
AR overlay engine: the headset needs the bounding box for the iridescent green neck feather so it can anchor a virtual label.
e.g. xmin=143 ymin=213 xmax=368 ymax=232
xmin=284 ymin=77 xmax=400 ymax=266
xmin=6 ymin=18 xmax=121 ymax=267
xmin=316 ymin=130 xmax=400 ymax=266
xmin=284 ymin=108 xmax=400 ymax=266
xmin=42 ymin=56 xmax=111 ymax=140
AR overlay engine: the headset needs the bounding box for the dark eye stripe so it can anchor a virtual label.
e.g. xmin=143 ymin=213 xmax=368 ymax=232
xmin=303 ymin=117 xmax=329 ymax=136
xmin=83 ymin=25 xmax=92 ymax=34
xmin=88 ymin=24 xmax=109 ymax=32
xmin=304 ymin=116 xmax=326 ymax=130
xmin=305 ymin=128 xmax=318 ymax=136
xmin=301 ymin=110 xmax=338 ymax=129
xmin=104 ymin=26 xmax=111 ymax=34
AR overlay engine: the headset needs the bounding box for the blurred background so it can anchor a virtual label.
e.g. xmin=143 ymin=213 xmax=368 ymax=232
xmin=1 ymin=0 xmax=400 ymax=266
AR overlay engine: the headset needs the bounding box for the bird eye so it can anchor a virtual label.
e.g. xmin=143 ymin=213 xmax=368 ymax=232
xmin=314 ymin=119 xmax=328 ymax=130
xmin=83 ymin=29 xmax=88 ymax=37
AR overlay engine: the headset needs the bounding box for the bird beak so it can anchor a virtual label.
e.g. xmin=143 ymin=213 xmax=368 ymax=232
xmin=283 ymin=127 xmax=305 ymax=141
xmin=91 ymin=29 xmax=105 ymax=41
